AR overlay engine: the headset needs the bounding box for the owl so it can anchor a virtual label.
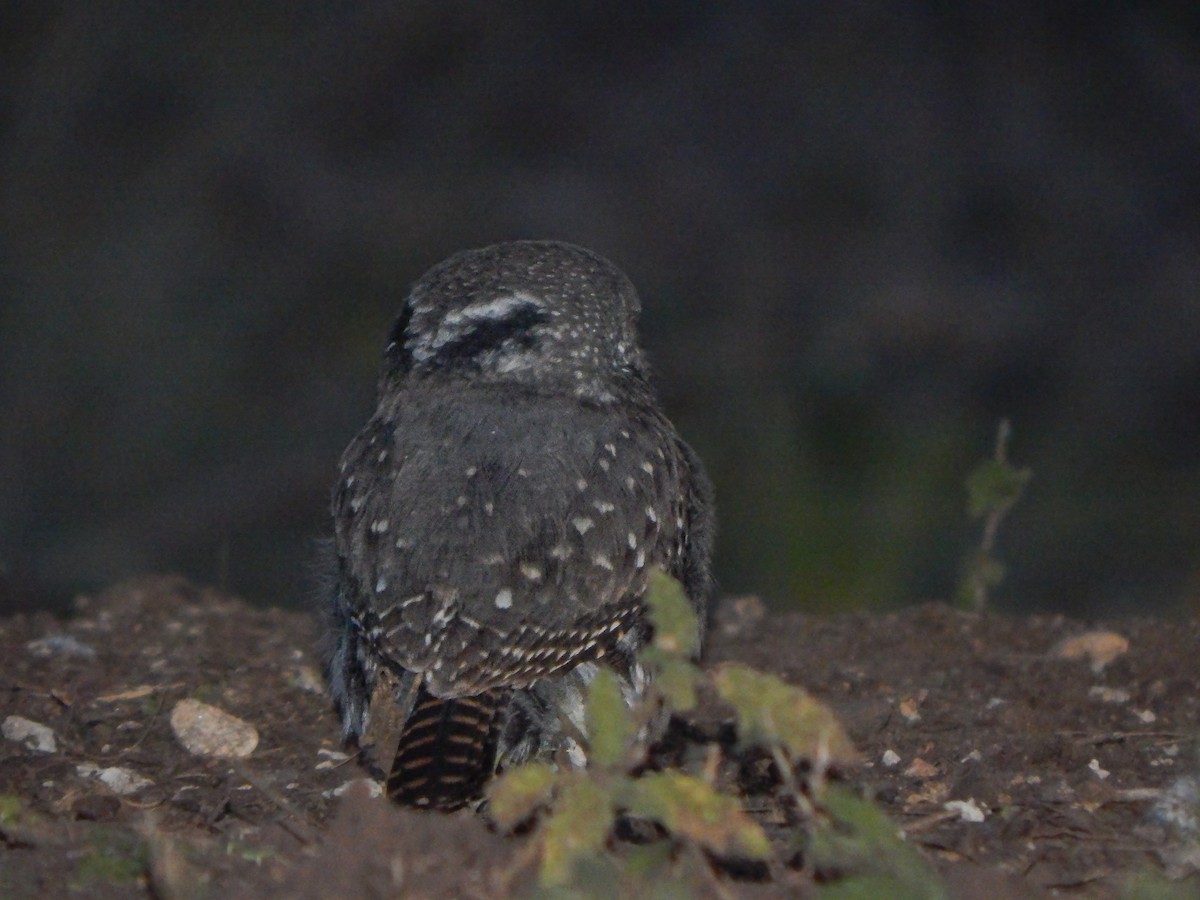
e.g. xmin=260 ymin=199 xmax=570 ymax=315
xmin=323 ymin=240 xmax=714 ymax=810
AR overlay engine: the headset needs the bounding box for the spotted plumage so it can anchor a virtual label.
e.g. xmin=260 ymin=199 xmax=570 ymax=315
xmin=323 ymin=240 xmax=714 ymax=810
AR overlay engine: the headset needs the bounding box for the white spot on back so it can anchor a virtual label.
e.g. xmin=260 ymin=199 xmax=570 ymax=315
xmin=465 ymin=466 xmax=478 ymax=477
xmin=627 ymin=531 xmax=638 ymax=549
xmin=573 ymin=517 xmax=595 ymax=535
xmin=576 ymin=478 xmax=588 ymax=491
xmin=604 ymin=443 xmax=617 ymax=457
xmin=519 ymin=562 xmax=543 ymax=581
xmin=550 ymin=544 xmax=572 ymax=560
xmin=646 ymin=506 xmax=658 ymax=524
xmin=517 ymin=467 xmax=530 ymax=478
xmin=375 ymin=575 xmax=388 ymax=593
xmin=640 ymin=461 xmax=654 ymax=475
xmin=349 ymin=496 xmax=365 ymax=512
xmin=593 ymin=500 xmax=616 ymax=514
xmin=598 ymin=458 xmax=611 ymax=471
xmin=495 ymin=588 xmax=514 ymax=609
xmin=593 ymin=554 xmax=614 ymax=571
xmin=484 ymin=501 xmax=495 ymax=516
xmin=370 ymin=519 xmax=389 ymax=534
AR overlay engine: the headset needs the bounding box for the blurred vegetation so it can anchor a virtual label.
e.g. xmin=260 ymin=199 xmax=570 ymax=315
xmin=957 ymin=419 xmax=1032 ymax=609
xmin=1 ymin=3 xmax=1198 ymax=617
xmin=487 ymin=570 xmax=941 ymax=895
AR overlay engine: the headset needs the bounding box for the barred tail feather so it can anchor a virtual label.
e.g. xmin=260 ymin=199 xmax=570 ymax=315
xmin=387 ymin=687 xmax=504 ymax=810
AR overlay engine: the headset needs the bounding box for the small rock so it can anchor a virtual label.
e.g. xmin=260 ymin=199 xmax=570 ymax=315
xmin=714 ymin=595 xmax=766 ymax=637
xmin=170 ymin=699 xmax=258 ymax=758
xmin=76 ymin=763 xmax=154 ymax=795
xmin=315 ymin=748 xmax=351 ymax=770
xmin=898 ymin=696 xmax=923 ymax=723
xmin=3 ymin=715 xmax=58 ymax=753
xmin=25 ymin=633 xmax=97 ymax=659
xmin=1088 ymin=685 xmax=1131 ymax=704
xmin=1152 ymin=776 xmax=1200 ymax=878
xmin=291 ymin=664 xmax=326 ymax=694
xmin=905 ymin=757 xmax=939 ymax=778
xmin=1088 ymin=758 xmax=1111 ymax=780
xmin=881 ymin=749 xmax=901 ymax=768
xmin=944 ymin=798 xmax=987 ymax=822
xmin=1054 ymin=631 xmax=1129 ymax=673
xmin=1153 ymin=776 xmax=1200 ymax=837
xmin=323 ymin=778 xmax=384 ymax=800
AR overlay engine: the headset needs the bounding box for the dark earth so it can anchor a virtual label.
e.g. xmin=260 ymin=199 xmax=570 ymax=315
xmin=2 ymin=576 xmax=1198 ymax=898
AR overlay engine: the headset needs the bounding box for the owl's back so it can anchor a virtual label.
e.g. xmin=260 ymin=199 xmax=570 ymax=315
xmin=333 ymin=380 xmax=703 ymax=698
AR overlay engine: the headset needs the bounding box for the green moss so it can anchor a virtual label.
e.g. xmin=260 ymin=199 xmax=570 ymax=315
xmin=70 ymin=827 xmax=148 ymax=890
xmin=0 ymin=795 xmax=23 ymax=826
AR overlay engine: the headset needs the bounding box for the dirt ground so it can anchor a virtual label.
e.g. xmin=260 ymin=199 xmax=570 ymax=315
xmin=2 ymin=575 xmax=1197 ymax=898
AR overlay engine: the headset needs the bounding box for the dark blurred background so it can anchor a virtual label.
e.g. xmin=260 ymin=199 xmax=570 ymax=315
xmin=2 ymin=3 xmax=1198 ymax=619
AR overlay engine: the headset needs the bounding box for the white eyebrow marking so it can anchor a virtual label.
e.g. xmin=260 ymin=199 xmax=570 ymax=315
xmin=409 ymin=291 xmax=547 ymax=361
xmin=443 ymin=291 xmax=543 ymax=328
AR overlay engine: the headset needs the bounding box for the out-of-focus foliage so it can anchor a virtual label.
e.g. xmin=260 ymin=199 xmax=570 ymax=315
xmin=487 ymin=570 xmax=944 ymax=894
xmin=1 ymin=3 xmax=1197 ymax=616
xmin=713 ymin=664 xmax=857 ymax=766
xmin=809 ymin=787 xmax=948 ymax=900
xmin=958 ymin=419 xmax=1032 ymax=608
xmin=487 ymin=571 xmax=774 ymax=889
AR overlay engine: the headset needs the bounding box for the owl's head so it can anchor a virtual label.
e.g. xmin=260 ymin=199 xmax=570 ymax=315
xmin=382 ymin=241 xmax=649 ymax=404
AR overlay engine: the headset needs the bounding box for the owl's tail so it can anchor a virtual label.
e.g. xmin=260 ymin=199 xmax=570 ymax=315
xmin=387 ymin=686 xmax=505 ymax=810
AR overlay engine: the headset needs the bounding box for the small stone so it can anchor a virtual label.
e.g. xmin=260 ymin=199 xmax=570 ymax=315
xmin=170 ymin=699 xmax=258 ymax=758
xmin=1055 ymin=631 xmax=1129 ymax=673
xmin=1088 ymin=685 xmax=1130 ymax=704
xmin=944 ymin=798 xmax=986 ymax=822
xmin=25 ymin=634 xmax=96 ymax=659
xmin=76 ymin=763 xmax=153 ymax=795
xmin=1152 ymin=775 xmax=1200 ymax=837
xmin=898 ymin=696 xmax=923 ymax=723
xmin=904 ymin=757 xmax=939 ymax=778
xmin=291 ymin=664 xmax=326 ymax=695
xmin=714 ymin=595 xmax=766 ymax=637
xmin=315 ymin=749 xmax=351 ymax=770
xmin=3 ymin=715 xmax=58 ymax=753
xmin=881 ymin=749 xmax=901 ymax=768
xmin=323 ymin=778 xmax=384 ymax=800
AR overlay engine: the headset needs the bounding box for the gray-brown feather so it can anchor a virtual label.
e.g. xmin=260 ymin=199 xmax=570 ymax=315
xmin=322 ymin=240 xmax=714 ymax=808
xmin=334 ymin=384 xmax=690 ymax=696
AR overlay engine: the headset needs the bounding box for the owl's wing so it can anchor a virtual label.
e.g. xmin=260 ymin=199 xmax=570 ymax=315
xmin=333 ymin=383 xmax=693 ymax=696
